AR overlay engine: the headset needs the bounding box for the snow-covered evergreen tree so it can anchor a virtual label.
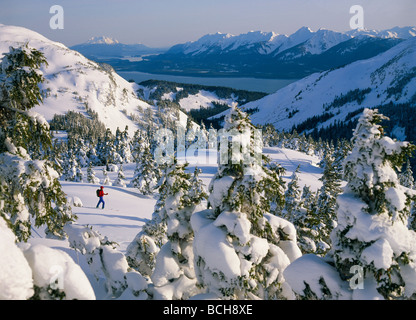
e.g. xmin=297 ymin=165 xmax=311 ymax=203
xmin=130 ymin=128 xmax=147 ymax=162
xmin=113 ymin=164 xmax=127 ymax=187
xmin=283 ymin=166 xmax=303 ymax=222
xmin=126 ymin=163 xmax=172 ymax=277
xmin=71 ymin=137 xmax=89 ymax=167
xmin=118 ymin=126 xmax=132 ymax=163
xmin=314 ymin=154 xmax=342 ymax=255
xmin=0 ymin=45 xmax=75 ymax=242
xmin=151 ymin=160 xmax=208 ymax=299
xmin=191 ymin=105 xmax=301 ymax=299
xmin=75 ymin=161 xmax=84 ymax=183
xmin=102 ymin=167 xmax=112 ymax=186
xmin=399 ymin=159 xmax=415 ymax=189
xmin=62 ymin=154 xmax=77 ymax=182
xmin=87 ymin=162 xmax=100 ymax=184
xmin=287 ymin=155 xmax=340 ymax=257
xmin=129 ymin=137 xmax=158 ymax=195
xmin=87 ymin=144 xmax=101 ymax=166
xmin=266 ymin=161 xmax=286 ymax=216
xmin=301 ymin=185 xmax=316 ymax=211
xmin=294 ymin=185 xmax=320 ymax=254
xmin=332 ymin=108 xmax=416 ymax=299
xmin=285 ymin=109 xmax=416 ymax=300
xmin=100 ymin=128 xmax=122 ymax=165
xmin=332 ymin=139 xmax=351 ymax=175
xmin=189 ymin=167 xmax=207 ymax=202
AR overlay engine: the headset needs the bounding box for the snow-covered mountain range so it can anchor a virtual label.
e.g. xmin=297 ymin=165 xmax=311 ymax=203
xmin=236 ymin=36 xmax=416 ymax=134
xmin=170 ymin=26 xmax=416 ymax=58
xmin=70 ymin=37 xmax=166 ymax=60
xmin=1 ymin=23 xmax=415 ymax=142
xmin=137 ymin=26 xmax=415 ymax=78
xmin=0 ymin=24 xmax=155 ymax=135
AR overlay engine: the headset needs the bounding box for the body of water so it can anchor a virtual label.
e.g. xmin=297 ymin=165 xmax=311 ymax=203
xmin=118 ymin=71 xmax=297 ymax=94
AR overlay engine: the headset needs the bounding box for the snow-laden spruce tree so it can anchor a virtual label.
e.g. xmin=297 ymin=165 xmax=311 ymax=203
xmin=293 ymin=186 xmax=320 ymax=255
xmin=87 ymin=162 xmax=100 ymax=184
xmin=75 ymin=162 xmax=84 ymax=182
xmin=100 ymin=128 xmax=122 ymax=166
xmin=102 ymin=167 xmax=112 ymax=186
xmin=290 ymin=155 xmax=341 ymax=257
xmin=115 ymin=126 xmax=132 ymax=163
xmin=283 ymin=166 xmax=303 ymax=222
xmin=131 ymin=129 xmax=147 ymax=162
xmin=191 ymin=105 xmax=302 ymax=300
xmin=401 ymin=161 xmax=416 ymax=231
xmin=62 ymin=154 xmax=77 ymax=181
xmin=284 ymin=108 xmax=416 ymax=300
xmin=399 ymin=159 xmax=415 ymax=189
xmin=113 ymin=164 xmax=127 ymax=187
xmin=72 ymin=137 xmax=89 ymax=167
xmin=267 ymin=161 xmax=286 ymax=216
xmin=281 ymin=166 xmax=319 ymax=255
xmin=126 ymin=162 xmax=171 ymax=278
xmin=313 ymin=153 xmax=342 ymax=255
xmin=0 ymin=45 xmax=76 ymax=242
xmin=151 ymin=161 xmax=208 ymax=299
xmin=332 ymin=108 xmax=416 ymax=299
xmin=129 ymin=134 xmax=158 ymax=195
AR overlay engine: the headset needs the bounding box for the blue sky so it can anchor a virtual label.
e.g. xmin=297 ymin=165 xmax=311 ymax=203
xmin=1 ymin=0 xmax=415 ymax=47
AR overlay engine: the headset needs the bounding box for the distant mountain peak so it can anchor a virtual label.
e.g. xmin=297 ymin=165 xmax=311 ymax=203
xmin=85 ymin=36 xmax=120 ymax=45
xmin=295 ymin=26 xmax=314 ymax=33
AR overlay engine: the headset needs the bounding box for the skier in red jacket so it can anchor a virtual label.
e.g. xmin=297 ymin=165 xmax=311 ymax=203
xmin=96 ymin=186 xmax=108 ymax=209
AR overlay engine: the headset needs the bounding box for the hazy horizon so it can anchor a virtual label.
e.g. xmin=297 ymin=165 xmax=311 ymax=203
xmin=1 ymin=0 xmax=415 ymax=48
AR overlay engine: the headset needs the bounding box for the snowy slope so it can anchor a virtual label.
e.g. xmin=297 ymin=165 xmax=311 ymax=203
xmin=160 ymin=89 xmax=237 ymax=112
xmin=135 ymin=80 xmax=266 ymax=116
xmin=27 ymin=147 xmax=323 ymax=299
xmin=239 ymin=36 xmax=416 ymax=131
xmin=295 ymin=28 xmax=352 ymax=56
xmin=0 ymin=24 xmax=154 ymax=136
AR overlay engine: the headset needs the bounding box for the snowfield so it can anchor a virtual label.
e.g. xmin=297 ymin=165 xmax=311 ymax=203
xmin=175 ymin=90 xmax=237 ymax=112
xmin=26 ymin=147 xmax=323 ymax=299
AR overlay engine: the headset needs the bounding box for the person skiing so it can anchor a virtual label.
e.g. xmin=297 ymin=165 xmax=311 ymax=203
xmin=96 ymin=186 xmax=108 ymax=209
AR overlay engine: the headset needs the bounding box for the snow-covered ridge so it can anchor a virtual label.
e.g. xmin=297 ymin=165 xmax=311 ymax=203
xmin=0 ymin=24 xmax=153 ymax=135
xmin=346 ymin=26 xmax=416 ymax=39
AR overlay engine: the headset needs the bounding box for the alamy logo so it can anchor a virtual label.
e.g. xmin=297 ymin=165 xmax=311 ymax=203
xmin=49 ymin=5 xmax=64 ymax=30
xmin=350 ymin=5 xmax=364 ymax=30
xmin=349 ymin=265 xmax=364 ymax=290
